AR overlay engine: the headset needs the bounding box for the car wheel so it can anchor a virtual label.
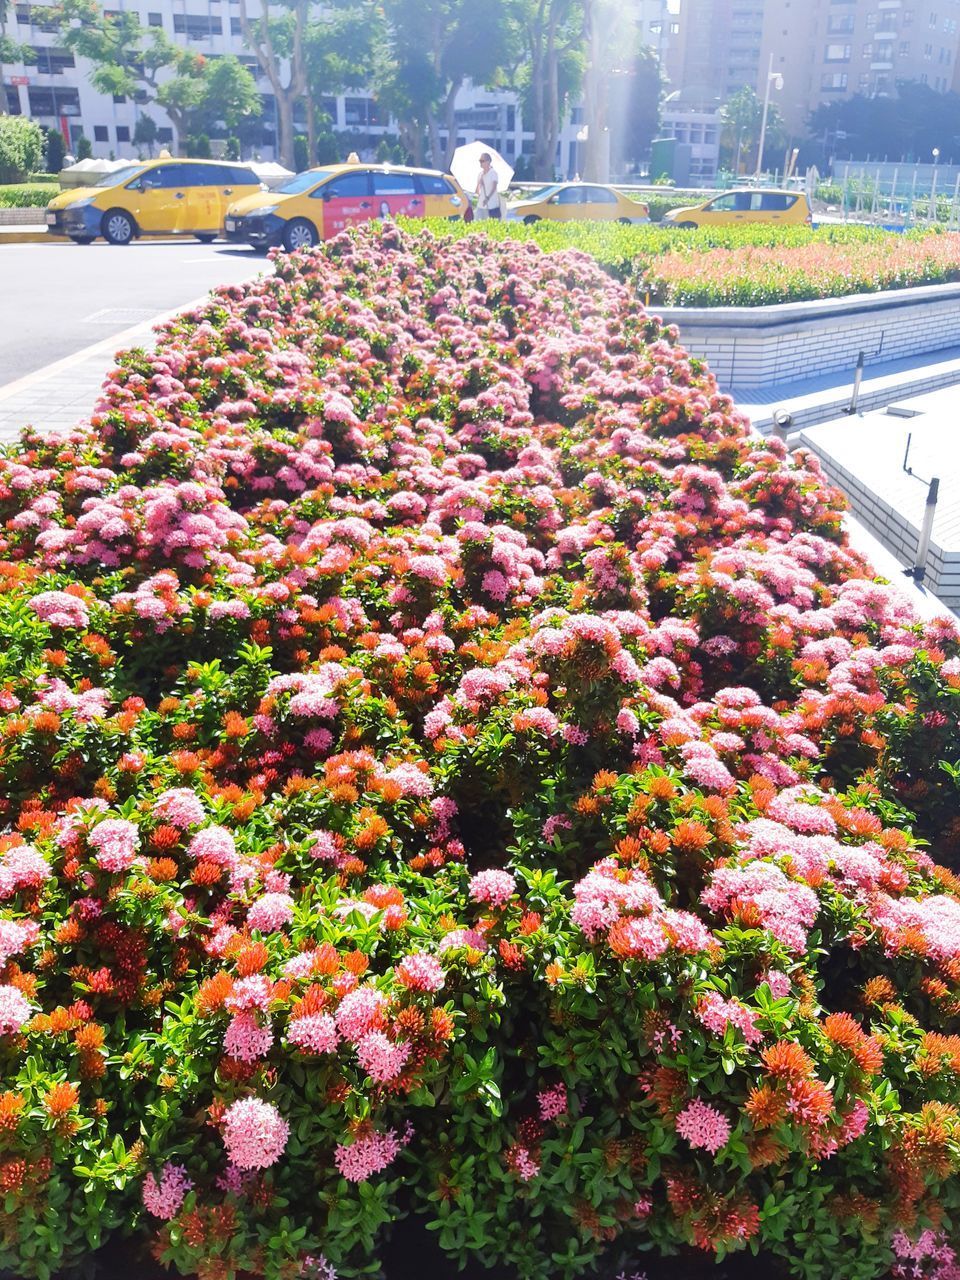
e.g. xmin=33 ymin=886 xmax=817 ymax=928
xmin=102 ymin=210 xmax=135 ymax=245
xmin=195 ymin=233 xmax=216 ymax=243
xmin=282 ymin=218 xmax=317 ymax=252
xmin=675 ymin=221 xmax=697 ymax=230
xmin=523 ymin=215 xmax=541 ymax=225
xmin=618 ymin=217 xmax=632 ymax=224
xmin=69 ymin=236 xmax=94 ymax=245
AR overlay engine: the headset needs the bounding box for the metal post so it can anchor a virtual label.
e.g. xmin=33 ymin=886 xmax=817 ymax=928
xmin=843 ymin=350 xmax=865 ymax=415
xmin=890 ymin=166 xmax=899 ymax=226
xmin=910 ymin=477 xmax=940 ymax=583
xmin=930 ymin=163 xmax=938 ymax=223
xmin=909 ymin=167 xmax=918 ymax=227
xmin=951 ymin=174 xmax=960 ymax=231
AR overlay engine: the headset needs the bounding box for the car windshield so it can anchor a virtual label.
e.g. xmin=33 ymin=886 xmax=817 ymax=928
xmin=275 ymin=170 xmax=336 ymax=195
xmin=97 ymin=165 xmax=145 ymax=187
xmin=522 ymin=184 xmax=563 ymax=201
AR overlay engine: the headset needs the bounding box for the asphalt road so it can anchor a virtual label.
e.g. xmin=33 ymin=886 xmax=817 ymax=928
xmin=0 ymin=240 xmax=265 ymax=388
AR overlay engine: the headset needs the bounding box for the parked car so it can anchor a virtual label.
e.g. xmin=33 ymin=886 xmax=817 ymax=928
xmin=224 ymin=164 xmax=468 ymax=251
xmin=506 ymin=181 xmax=648 ymax=224
xmin=661 ymin=188 xmax=813 ymax=228
xmin=45 ymin=159 xmax=264 ymax=245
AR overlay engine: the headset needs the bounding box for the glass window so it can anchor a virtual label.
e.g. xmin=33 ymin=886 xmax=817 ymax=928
xmin=93 ymin=125 xmax=108 ymax=142
xmin=317 ymin=172 xmax=371 ymax=198
xmin=555 ymin=186 xmax=583 ymax=204
xmin=151 ymin=163 xmax=204 ymax=187
xmin=758 ymin=192 xmax=796 ymax=210
xmin=824 ymin=42 xmax=852 ymax=59
xmin=276 ymin=169 xmax=334 ymax=195
xmin=582 ymin=185 xmax=617 ymax=203
xmin=229 ymin=166 xmax=258 ymax=185
xmin=116 ymin=125 xmax=130 ymax=142
xmin=416 ymin=174 xmax=455 ymax=195
xmin=707 ymin=192 xmax=751 ymax=211
xmin=147 ymin=11 xmax=162 ymax=24
xmin=371 ymin=171 xmax=417 ymax=196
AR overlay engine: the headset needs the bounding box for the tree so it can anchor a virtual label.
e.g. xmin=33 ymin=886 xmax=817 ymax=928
xmin=236 ymin=0 xmax=308 ymax=171
xmin=53 ymin=0 xmax=260 ymax=153
xmin=580 ymin=0 xmax=637 ymax=181
xmin=183 ymin=55 xmax=262 ymax=142
xmin=376 ymin=0 xmax=513 ymax=170
xmin=133 ymin=113 xmax=158 ymax=156
xmin=508 ymin=0 xmax=585 ymax=181
xmin=807 ymin=81 xmax=960 ymax=164
xmin=0 ymin=113 xmax=42 ymax=179
xmin=721 ymin=85 xmax=785 ymax=173
xmin=612 ymin=42 xmax=662 ymax=173
xmin=302 ymin=0 xmax=379 ymax=164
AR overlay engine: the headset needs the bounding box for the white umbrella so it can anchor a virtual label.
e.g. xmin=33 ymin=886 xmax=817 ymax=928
xmin=449 ymin=141 xmax=514 ymax=197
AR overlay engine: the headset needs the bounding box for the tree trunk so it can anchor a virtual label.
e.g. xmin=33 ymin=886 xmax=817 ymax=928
xmin=276 ymin=92 xmax=296 ymax=171
xmin=305 ymin=93 xmax=316 ymax=165
xmin=441 ymin=78 xmax=461 ymax=171
xmin=581 ymin=0 xmax=607 ymax=182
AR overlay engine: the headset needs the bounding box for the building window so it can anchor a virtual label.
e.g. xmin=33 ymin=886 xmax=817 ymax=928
xmin=821 ymin=71 xmax=849 ymax=89
xmin=862 ymin=41 xmax=873 ymax=55
xmin=828 ymin=13 xmax=855 ymax=30
xmin=172 ymin=13 xmax=222 ymax=37
xmin=900 ymin=39 xmax=911 ymax=52
xmin=157 ymin=126 xmax=173 ymax=142
xmin=929 ymin=11 xmax=938 ymax=24
xmin=866 ymin=12 xmax=877 ymax=26
xmin=147 ymin=10 xmax=161 ymax=23
xmin=93 ymin=125 xmax=108 ymax=142
xmin=925 ymin=41 xmax=933 ymax=55
xmin=824 ymin=42 xmax=852 ymax=60
xmin=230 ymin=16 xmax=241 ymax=32
xmin=116 ymin=125 xmax=130 ymax=141
xmin=31 ymin=46 xmax=75 ymax=73
xmin=4 ymin=86 xmax=21 ymax=113
xmin=903 ymin=8 xmax=914 ymax=23
xmin=26 ymin=84 xmax=80 ymax=116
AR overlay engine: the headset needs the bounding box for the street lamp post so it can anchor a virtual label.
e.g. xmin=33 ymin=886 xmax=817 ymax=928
xmin=755 ymin=52 xmax=784 ymax=181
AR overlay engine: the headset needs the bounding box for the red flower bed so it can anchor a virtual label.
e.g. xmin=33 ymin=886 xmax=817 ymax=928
xmin=0 ymin=224 xmax=958 ymax=1280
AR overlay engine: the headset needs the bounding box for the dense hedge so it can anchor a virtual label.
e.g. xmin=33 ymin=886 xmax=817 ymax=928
xmin=0 ymin=225 xmax=958 ymax=1280
xmin=0 ymin=182 xmax=59 ymax=209
xmin=413 ymin=219 xmax=960 ymax=306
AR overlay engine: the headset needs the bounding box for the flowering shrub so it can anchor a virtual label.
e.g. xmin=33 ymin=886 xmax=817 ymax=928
xmin=414 ymin=217 xmax=960 ymax=306
xmin=0 ymin=223 xmax=958 ymax=1280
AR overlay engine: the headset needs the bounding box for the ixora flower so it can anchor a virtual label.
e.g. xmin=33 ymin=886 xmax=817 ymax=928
xmin=28 ymin=590 xmax=90 ymax=629
xmin=0 ymin=984 xmax=31 ymax=1035
xmin=0 ymin=223 xmax=959 ymax=1280
xmin=221 ymin=1097 xmax=289 ymax=1170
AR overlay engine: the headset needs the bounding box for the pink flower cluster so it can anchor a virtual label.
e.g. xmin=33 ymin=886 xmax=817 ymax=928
xmin=221 ymin=1097 xmax=289 ymax=1170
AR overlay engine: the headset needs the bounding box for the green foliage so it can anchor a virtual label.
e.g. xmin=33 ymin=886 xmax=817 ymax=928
xmin=409 ymin=215 xmax=959 ymax=305
xmin=294 ymin=132 xmax=309 ymax=173
xmin=0 ymin=115 xmax=44 ymax=184
xmin=44 ymin=128 xmax=66 ymax=175
xmin=0 ymin=181 xmax=59 ymax=208
xmin=76 ymin=135 xmax=92 ymax=160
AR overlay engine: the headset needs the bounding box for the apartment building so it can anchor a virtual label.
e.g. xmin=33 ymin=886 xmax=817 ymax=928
xmin=671 ymin=0 xmax=766 ymax=101
xmin=759 ymin=0 xmax=960 ymax=134
xmin=0 ymin=0 xmax=585 ymax=171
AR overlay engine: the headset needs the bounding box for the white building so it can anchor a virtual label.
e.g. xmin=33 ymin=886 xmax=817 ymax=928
xmin=1 ymin=0 xmax=584 ymax=173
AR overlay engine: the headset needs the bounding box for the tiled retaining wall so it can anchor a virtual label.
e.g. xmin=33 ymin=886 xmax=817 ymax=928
xmin=656 ymin=281 xmax=960 ymax=390
xmin=799 ymin=431 xmax=960 ymax=609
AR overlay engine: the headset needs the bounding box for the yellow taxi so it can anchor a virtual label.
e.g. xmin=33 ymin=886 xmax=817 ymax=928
xmin=45 ymin=158 xmax=263 ymax=245
xmin=506 ymin=182 xmax=648 ymax=224
xmin=224 ymin=163 xmax=468 ymax=251
xmin=661 ymin=188 xmax=813 ymax=228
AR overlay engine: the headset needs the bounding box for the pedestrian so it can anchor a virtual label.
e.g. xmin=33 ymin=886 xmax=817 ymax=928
xmin=475 ymin=153 xmax=501 ymax=220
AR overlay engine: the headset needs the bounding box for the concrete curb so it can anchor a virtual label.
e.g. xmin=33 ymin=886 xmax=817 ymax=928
xmin=0 ymin=227 xmax=52 ymax=244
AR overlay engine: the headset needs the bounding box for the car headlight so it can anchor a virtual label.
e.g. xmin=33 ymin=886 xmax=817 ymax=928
xmin=66 ymin=197 xmax=95 ymax=209
xmin=252 ymin=206 xmax=278 ymax=217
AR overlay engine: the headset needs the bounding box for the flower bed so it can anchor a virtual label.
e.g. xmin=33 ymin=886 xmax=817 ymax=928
xmin=415 ymin=218 xmax=960 ymax=306
xmin=0 ymin=224 xmax=959 ymax=1280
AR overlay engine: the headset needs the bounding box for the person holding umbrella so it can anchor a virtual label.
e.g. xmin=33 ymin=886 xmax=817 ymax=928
xmin=475 ymin=152 xmax=502 ymax=220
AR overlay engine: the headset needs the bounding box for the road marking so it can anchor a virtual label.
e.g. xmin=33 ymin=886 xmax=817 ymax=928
xmin=0 ymin=292 xmax=215 ymax=406
xmin=81 ymin=307 xmax=158 ymax=325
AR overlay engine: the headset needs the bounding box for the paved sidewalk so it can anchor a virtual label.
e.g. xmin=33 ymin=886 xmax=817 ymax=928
xmin=0 ymin=305 xmax=183 ymax=440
